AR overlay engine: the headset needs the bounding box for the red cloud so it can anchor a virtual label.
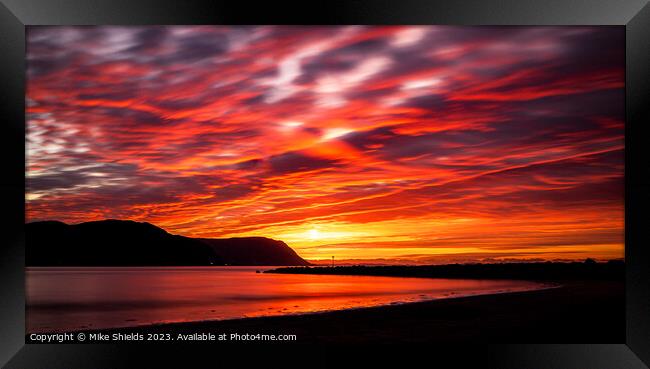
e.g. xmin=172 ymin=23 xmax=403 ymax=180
xmin=26 ymin=26 xmax=625 ymax=262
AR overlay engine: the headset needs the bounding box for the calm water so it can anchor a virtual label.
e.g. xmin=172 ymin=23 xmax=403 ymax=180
xmin=26 ymin=267 xmax=546 ymax=333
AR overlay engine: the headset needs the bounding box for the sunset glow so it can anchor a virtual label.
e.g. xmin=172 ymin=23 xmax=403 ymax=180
xmin=26 ymin=26 xmax=625 ymax=263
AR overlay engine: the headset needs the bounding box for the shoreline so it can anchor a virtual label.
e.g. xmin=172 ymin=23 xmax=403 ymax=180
xmin=38 ymin=280 xmax=560 ymax=335
xmin=26 ymin=280 xmax=622 ymax=342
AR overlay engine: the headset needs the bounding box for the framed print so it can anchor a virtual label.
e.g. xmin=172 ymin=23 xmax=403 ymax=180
xmin=0 ymin=0 xmax=649 ymax=368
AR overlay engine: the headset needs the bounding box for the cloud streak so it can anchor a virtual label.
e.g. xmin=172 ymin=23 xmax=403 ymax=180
xmin=26 ymin=26 xmax=624 ymax=262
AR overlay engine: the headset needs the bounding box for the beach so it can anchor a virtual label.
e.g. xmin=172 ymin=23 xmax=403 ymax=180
xmin=48 ymin=280 xmax=623 ymax=343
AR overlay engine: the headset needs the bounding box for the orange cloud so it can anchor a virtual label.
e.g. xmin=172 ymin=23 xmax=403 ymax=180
xmin=26 ymin=26 xmax=625 ymax=263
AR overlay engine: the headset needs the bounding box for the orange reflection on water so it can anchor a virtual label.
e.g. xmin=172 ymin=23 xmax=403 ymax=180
xmin=26 ymin=266 xmax=546 ymax=333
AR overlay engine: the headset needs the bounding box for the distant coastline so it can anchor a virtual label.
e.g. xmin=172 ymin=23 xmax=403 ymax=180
xmin=265 ymin=259 xmax=625 ymax=281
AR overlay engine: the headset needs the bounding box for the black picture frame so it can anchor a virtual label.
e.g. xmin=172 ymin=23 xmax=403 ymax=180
xmin=1 ymin=1 xmax=649 ymax=367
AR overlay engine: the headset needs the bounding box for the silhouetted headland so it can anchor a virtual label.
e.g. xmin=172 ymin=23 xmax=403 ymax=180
xmin=26 ymin=219 xmax=310 ymax=266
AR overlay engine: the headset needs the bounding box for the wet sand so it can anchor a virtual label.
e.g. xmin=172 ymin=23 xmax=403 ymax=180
xmin=54 ymin=280 xmax=623 ymax=343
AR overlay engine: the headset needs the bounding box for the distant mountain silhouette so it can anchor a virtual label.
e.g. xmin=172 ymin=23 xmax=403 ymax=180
xmin=26 ymin=220 xmax=310 ymax=266
xmin=199 ymin=237 xmax=309 ymax=266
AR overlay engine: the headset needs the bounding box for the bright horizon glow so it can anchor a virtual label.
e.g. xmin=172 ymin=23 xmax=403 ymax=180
xmin=308 ymin=229 xmax=321 ymax=240
xmin=25 ymin=26 xmax=625 ymax=264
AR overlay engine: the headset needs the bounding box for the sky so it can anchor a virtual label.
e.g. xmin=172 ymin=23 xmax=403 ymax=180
xmin=26 ymin=26 xmax=625 ymax=263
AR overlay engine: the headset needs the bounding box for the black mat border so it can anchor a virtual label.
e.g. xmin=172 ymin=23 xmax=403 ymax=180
xmin=1 ymin=0 xmax=649 ymax=367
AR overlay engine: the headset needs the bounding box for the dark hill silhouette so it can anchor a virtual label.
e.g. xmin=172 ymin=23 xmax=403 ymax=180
xmin=26 ymin=220 xmax=309 ymax=266
xmin=200 ymin=237 xmax=308 ymax=266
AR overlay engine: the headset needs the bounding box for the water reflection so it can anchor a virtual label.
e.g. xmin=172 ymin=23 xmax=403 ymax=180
xmin=26 ymin=266 xmax=545 ymax=333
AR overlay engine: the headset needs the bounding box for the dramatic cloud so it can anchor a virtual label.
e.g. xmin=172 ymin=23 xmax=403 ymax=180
xmin=26 ymin=26 xmax=624 ymax=263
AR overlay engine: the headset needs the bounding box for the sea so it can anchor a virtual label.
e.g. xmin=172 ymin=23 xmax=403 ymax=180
xmin=26 ymin=266 xmax=545 ymax=333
